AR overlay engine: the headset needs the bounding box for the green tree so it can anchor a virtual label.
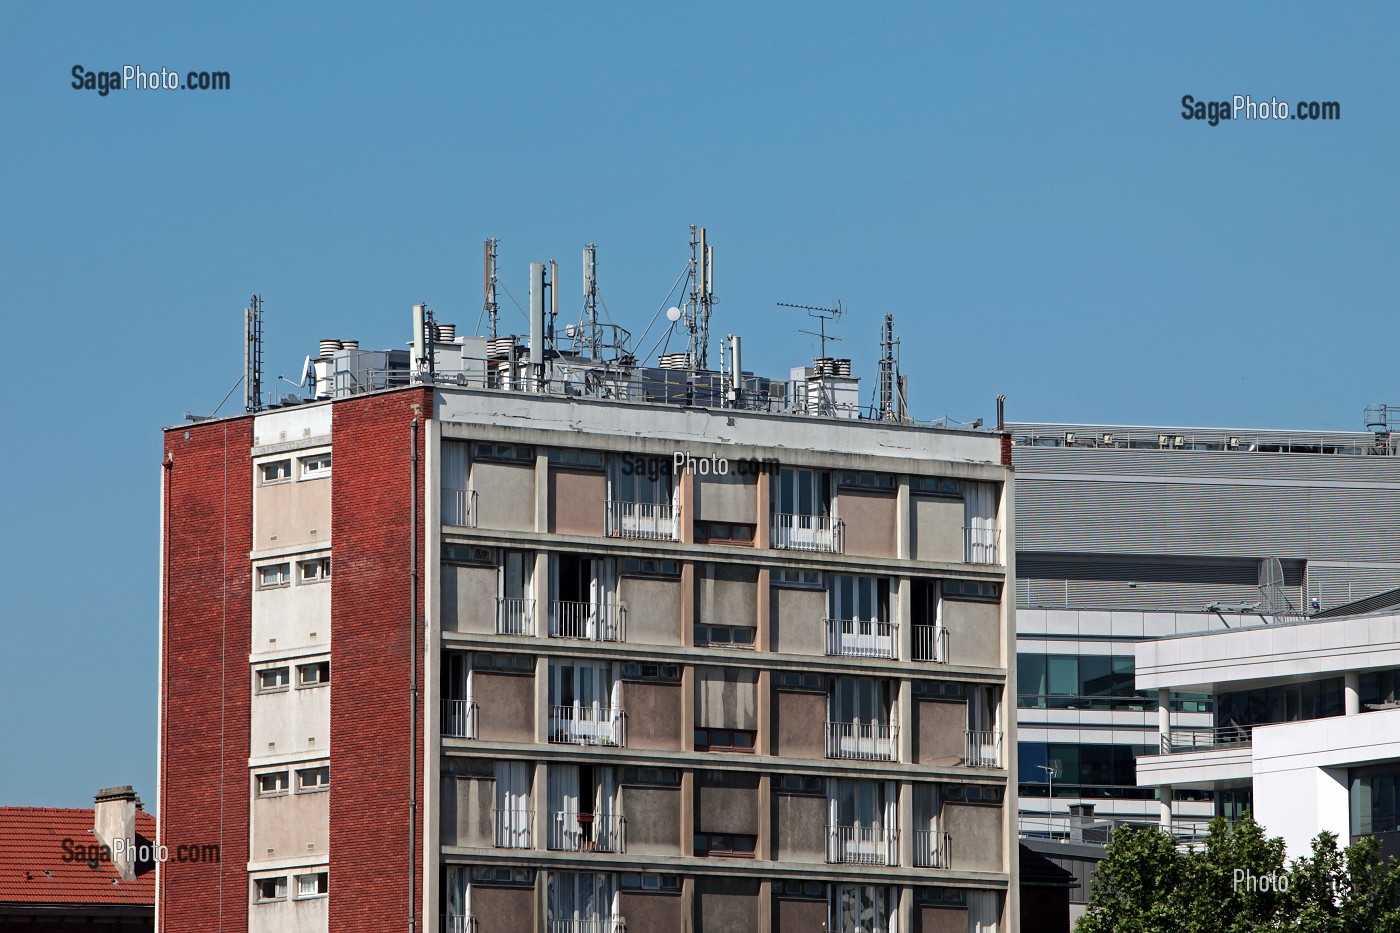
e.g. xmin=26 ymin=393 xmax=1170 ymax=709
xmin=1076 ymin=814 xmax=1400 ymax=933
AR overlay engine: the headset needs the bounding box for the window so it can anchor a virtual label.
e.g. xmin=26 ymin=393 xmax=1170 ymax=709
xmin=941 ymin=784 xmax=1005 ymax=805
xmin=621 ymin=874 xmax=680 ymax=893
xmin=773 ymin=569 xmax=823 ymax=588
xmin=1216 ymin=677 xmax=1344 ymax=730
xmin=620 ymin=767 xmax=681 ymax=787
xmin=915 ymin=888 xmax=967 ymax=906
xmin=257 ymin=564 xmax=291 ymax=589
xmin=776 ymin=775 xmax=824 ymax=796
xmin=693 ymin=521 xmax=755 ymax=546
xmin=912 ymin=681 xmax=966 ymax=700
xmin=257 ymin=668 xmax=290 ymax=693
xmin=694 ymin=832 xmax=757 ymax=857
xmin=620 ymin=558 xmax=681 ymax=577
xmin=297 ymin=661 xmax=329 ymax=687
xmin=256 ymin=771 xmax=289 ymax=797
xmin=469 ymin=866 xmax=535 ymax=885
xmin=475 ymin=442 xmax=534 ymax=463
xmin=838 ymin=470 xmax=895 ymax=490
xmin=299 ymin=454 xmax=331 ymax=479
xmin=255 ymin=876 xmax=287 ymax=902
xmin=547 ymin=448 xmax=604 ymax=469
xmin=620 ymin=662 xmax=682 ymax=683
xmin=942 ymin=579 xmax=1002 ymax=601
xmin=295 ymin=872 xmax=328 ymax=898
xmin=298 ymin=557 xmax=331 ymax=583
xmin=911 ymin=476 xmax=962 ymax=498
xmin=259 ymin=460 xmax=292 ymax=484
xmin=473 ymin=653 xmax=535 ymax=674
xmin=445 ymin=544 xmax=495 ymax=565
xmin=694 ymin=728 xmax=756 ymax=752
xmin=776 ymin=671 xmax=825 ymax=693
xmin=1017 ymin=742 xmax=1153 ymax=791
xmin=776 ymin=880 xmax=826 ymax=900
xmin=1017 ymin=654 xmax=1148 ymax=710
xmin=695 ymin=624 xmax=755 ymax=648
xmin=297 ymin=766 xmax=330 ymax=792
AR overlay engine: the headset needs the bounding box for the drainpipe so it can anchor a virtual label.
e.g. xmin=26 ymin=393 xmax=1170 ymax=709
xmin=409 ymin=412 xmax=420 ymax=933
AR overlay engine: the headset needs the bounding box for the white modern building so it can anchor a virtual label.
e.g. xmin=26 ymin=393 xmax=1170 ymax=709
xmin=1136 ymin=593 xmax=1400 ymax=857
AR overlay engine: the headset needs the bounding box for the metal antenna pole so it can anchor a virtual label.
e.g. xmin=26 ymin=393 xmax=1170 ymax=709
xmin=483 ymin=238 xmax=499 ymax=339
xmin=583 ymin=243 xmax=599 ymax=358
xmin=244 ymin=294 xmax=264 ymax=412
xmin=686 ymin=225 xmax=700 ymax=367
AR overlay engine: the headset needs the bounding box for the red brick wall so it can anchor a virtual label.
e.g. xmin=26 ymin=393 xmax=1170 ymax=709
xmin=329 ymin=388 xmax=431 ymax=931
xmin=158 ymin=418 xmax=254 ymax=932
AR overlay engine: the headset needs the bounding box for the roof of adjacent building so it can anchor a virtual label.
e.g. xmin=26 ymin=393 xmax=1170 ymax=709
xmin=0 ymin=807 xmax=156 ymax=907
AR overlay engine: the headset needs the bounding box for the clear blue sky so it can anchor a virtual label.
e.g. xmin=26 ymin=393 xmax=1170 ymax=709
xmin=1 ymin=2 xmax=1395 ymax=806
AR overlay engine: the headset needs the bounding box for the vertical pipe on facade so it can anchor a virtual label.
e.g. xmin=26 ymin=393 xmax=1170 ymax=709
xmin=409 ymin=413 xmax=420 ymax=932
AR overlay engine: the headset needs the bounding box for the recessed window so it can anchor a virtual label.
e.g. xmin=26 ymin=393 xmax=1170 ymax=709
xmin=693 ymin=522 xmax=755 ymax=546
xmin=255 ymin=876 xmax=288 ymax=902
xmin=546 ymin=448 xmax=604 ymax=469
xmin=257 ymin=668 xmax=290 ymax=693
xmin=259 ymin=460 xmax=292 ymax=484
xmin=621 ymin=873 xmax=680 ymax=892
xmin=694 ymin=832 xmax=757 ymax=857
xmin=297 ymin=766 xmax=330 ymax=792
xmin=694 ymin=728 xmax=756 ymax=753
xmin=773 ymin=569 xmax=823 ymax=588
xmin=943 ymin=579 xmax=1002 ymax=601
xmin=298 ymin=557 xmax=331 ymax=583
xmin=620 ymin=662 xmax=682 ymax=682
xmin=470 ymin=866 xmax=535 ymax=885
xmin=297 ymin=661 xmax=329 ymax=687
xmin=838 ymin=470 xmax=895 ymax=490
xmin=474 ymin=442 xmax=534 ymax=463
xmin=695 ymin=624 xmax=755 ymax=648
xmin=257 ymin=564 xmax=291 ymax=589
xmin=295 ymin=871 xmax=328 ymax=898
xmin=911 ymin=476 xmax=963 ymax=498
xmin=299 ymin=454 xmax=331 ymax=479
xmin=256 ymin=771 xmax=289 ymax=797
xmin=620 ymin=558 xmax=681 ymax=577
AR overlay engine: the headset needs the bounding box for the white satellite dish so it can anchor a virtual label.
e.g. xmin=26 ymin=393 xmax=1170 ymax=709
xmin=564 ymin=323 xmax=578 ymax=338
xmin=666 ymin=306 xmax=682 ymax=322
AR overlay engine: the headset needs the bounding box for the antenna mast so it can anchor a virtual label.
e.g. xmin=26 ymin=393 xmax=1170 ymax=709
xmin=779 ymin=301 xmax=845 ymax=361
xmin=583 ymin=244 xmax=600 ymax=359
xmin=483 ymin=238 xmax=500 ymax=339
xmin=244 ymin=294 xmax=264 ymax=412
xmin=878 ymin=313 xmax=897 ymax=421
xmin=686 ymin=226 xmax=715 ymax=369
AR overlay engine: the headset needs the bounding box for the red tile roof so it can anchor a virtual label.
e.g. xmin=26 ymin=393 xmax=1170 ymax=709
xmin=0 ymin=807 xmax=156 ymax=906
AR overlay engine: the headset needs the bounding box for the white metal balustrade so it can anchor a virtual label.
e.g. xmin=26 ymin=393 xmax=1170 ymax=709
xmin=913 ymin=829 xmax=952 ymax=868
xmin=770 ymin=512 xmax=845 ymax=553
xmin=826 ymin=824 xmax=897 ymax=865
xmin=546 ymin=920 xmax=626 ymax=933
xmin=912 ymin=624 xmax=950 ymax=663
xmin=493 ymin=807 xmax=534 ymax=849
xmin=548 ymin=812 xmax=626 ymax=853
xmin=964 ymin=730 xmax=1002 ymax=768
xmin=606 ymin=499 xmax=676 ymax=540
xmin=825 ymin=721 xmax=897 ymax=761
xmin=549 ymin=705 xmax=626 ymax=747
xmin=963 ymin=525 xmax=1000 ymax=565
xmin=1161 ymin=724 xmax=1253 ymax=754
xmin=825 ymin=618 xmax=897 ymax=659
xmin=442 ymin=487 xmax=478 ymax=527
xmin=441 ymin=915 xmax=478 ymax=933
xmin=496 ymin=596 xmax=536 ymax=635
xmin=549 ymin=600 xmax=626 ymax=642
xmin=441 ymin=699 xmax=478 ymax=739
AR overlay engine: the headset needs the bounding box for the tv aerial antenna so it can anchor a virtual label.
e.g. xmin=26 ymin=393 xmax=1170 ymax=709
xmin=779 ymin=301 xmax=844 ymax=360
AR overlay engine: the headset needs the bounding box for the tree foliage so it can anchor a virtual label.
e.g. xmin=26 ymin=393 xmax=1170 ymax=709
xmin=1076 ymin=814 xmax=1400 ymax=933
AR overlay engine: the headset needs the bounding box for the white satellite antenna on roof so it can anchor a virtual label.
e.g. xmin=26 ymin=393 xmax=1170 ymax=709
xmin=1206 ymin=556 xmax=1302 ymax=624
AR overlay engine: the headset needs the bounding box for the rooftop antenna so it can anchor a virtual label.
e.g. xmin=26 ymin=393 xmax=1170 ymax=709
xmin=583 ymin=243 xmax=600 ymax=359
xmin=685 ymin=225 xmax=715 ymax=369
xmin=877 ymin=313 xmax=902 ymax=422
xmin=779 ymin=301 xmax=845 ymax=361
xmin=1205 ymin=556 xmax=1303 ymax=623
xmin=483 ymin=238 xmax=500 ymax=339
xmin=244 ymin=294 xmax=264 ymax=412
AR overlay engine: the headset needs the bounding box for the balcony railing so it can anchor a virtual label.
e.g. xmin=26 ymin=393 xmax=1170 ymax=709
xmin=1160 ymin=724 xmax=1253 ymax=754
xmin=548 ymin=811 xmax=626 ymax=853
xmin=826 ymin=720 xmax=897 ymax=761
xmin=493 ymin=807 xmax=534 ymax=849
xmin=497 ymin=596 xmax=536 ymax=636
xmin=442 ymin=699 xmax=478 ymax=739
xmin=606 ymin=499 xmax=676 ymax=541
xmin=913 ymin=829 xmax=952 ymax=868
xmin=549 ymin=600 xmax=626 ymax=642
xmin=912 ymin=624 xmax=950 ymax=663
xmin=771 ymin=512 xmax=845 ymax=553
xmin=442 ymin=915 xmax=479 ymax=933
xmin=442 ymin=487 xmax=478 ymax=527
xmin=830 ymin=923 xmax=889 ymax=933
xmin=546 ymin=919 xmax=626 ymax=933
xmin=825 ymin=618 xmax=897 ymax=659
xmin=963 ymin=525 xmax=1000 ymax=565
xmin=964 ymin=730 xmax=1002 ymax=768
xmin=826 ymin=824 xmax=897 ymax=865
xmin=549 ymin=705 xmax=626 ymax=747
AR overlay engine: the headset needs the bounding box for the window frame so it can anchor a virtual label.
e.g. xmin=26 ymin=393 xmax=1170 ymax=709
xmin=297 ymin=557 xmax=331 ymax=584
xmin=256 ymin=563 xmax=292 ymax=590
xmin=255 ymin=771 xmax=290 ymax=798
xmin=256 ymin=667 xmax=291 ymax=694
xmin=297 ymin=661 xmax=330 ymax=688
xmin=296 ymin=766 xmax=330 ymax=794
xmin=294 ymin=871 xmax=328 ymax=899
xmin=255 ymin=875 xmax=288 ymax=902
xmin=298 ymin=454 xmax=332 ymax=480
xmin=259 ymin=460 xmax=293 ymax=485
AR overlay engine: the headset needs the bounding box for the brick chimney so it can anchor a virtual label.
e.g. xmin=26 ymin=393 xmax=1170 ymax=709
xmin=93 ymin=786 xmax=140 ymax=880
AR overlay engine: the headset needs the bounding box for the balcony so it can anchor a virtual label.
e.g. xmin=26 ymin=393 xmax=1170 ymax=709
xmin=497 ymin=596 xmax=536 ymax=635
xmin=442 ymin=916 xmax=478 ymax=933
xmin=441 ymin=699 xmax=478 ymax=739
xmin=442 ymin=486 xmax=478 ymax=527
xmin=549 ymin=705 xmax=626 ymax=747
xmin=1160 ymin=724 xmax=1253 ymax=754
xmin=912 ymin=624 xmax=949 ymax=663
xmin=963 ymin=730 xmax=1002 ymax=768
xmin=913 ymin=829 xmax=952 ymax=868
xmin=963 ymin=525 xmax=1000 ymax=565
xmin=606 ymin=499 xmax=676 ymax=541
xmin=825 ymin=619 xmax=897 ymax=659
xmin=830 ymin=923 xmax=889 ymax=933
xmin=771 ymin=512 xmax=844 ymax=553
xmin=549 ymin=600 xmax=626 ymax=642
xmin=493 ymin=807 xmax=533 ymax=849
xmin=826 ymin=824 xmax=897 ymax=866
xmin=825 ymin=720 xmax=897 ymax=761
xmin=546 ymin=919 xmax=626 ymax=933
xmin=548 ymin=812 xmax=626 ymax=853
